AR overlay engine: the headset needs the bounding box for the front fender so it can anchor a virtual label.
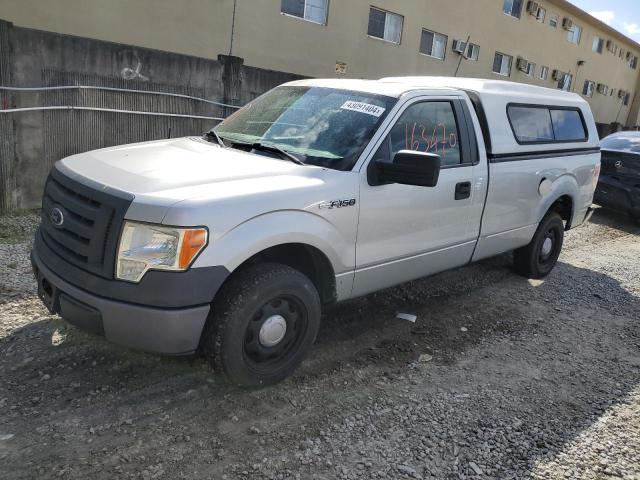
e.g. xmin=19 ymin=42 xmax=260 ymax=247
xmin=192 ymin=209 xmax=355 ymax=279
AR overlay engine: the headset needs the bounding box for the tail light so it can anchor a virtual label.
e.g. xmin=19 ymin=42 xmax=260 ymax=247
xmin=591 ymin=163 xmax=601 ymax=192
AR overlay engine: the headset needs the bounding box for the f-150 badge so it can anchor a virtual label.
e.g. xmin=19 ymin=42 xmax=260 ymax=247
xmin=319 ymin=198 xmax=356 ymax=209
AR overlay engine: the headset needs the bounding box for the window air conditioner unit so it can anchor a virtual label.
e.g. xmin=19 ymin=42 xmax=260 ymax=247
xmin=552 ymin=69 xmax=564 ymax=81
xmin=562 ymin=18 xmax=573 ymax=30
xmin=452 ymin=39 xmax=466 ymax=54
xmin=597 ymin=83 xmax=608 ymax=95
xmin=516 ymin=58 xmax=530 ymax=72
xmin=526 ymin=1 xmax=539 ymax=14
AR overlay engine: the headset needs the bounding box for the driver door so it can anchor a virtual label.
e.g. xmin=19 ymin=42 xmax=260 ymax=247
xmin=352 ymin=96 xmax=483 ymax=297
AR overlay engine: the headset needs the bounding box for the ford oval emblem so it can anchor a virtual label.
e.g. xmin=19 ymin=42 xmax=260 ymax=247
xmin=50 ymin=207 xmax=64 ymax=227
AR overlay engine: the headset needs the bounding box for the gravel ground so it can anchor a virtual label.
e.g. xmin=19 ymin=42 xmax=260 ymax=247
xmin=1 ymin=208 xmax=639 ymax=480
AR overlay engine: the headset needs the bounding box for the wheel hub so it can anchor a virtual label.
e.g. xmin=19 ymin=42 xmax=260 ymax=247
xmin=259 ymin=314 xmax=287 ymax=347
xmin=541 ymin=237 xmax=553 ymax=257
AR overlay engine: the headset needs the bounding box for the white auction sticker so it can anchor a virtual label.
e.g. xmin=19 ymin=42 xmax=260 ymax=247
xmin=340 ymin=101 xmax=386 ymax=117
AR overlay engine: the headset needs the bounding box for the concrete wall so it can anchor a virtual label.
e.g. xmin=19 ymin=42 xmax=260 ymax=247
xmin=0 ymin=19 xmax=14 ymax=212
xmin=1 ymin=0 xmax=639 ymax=126
xmin=0 ymin=19 xmax=304 ymax=212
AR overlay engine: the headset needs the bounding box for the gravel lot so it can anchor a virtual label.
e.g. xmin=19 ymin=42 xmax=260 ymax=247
xmin=1 ymin=208 xmax=639 ymax=480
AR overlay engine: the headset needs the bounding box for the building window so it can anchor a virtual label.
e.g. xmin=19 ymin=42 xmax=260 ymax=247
xmin=558 ymin=73 xmax=573 ymax=91
xmin=536 ymin=7 xmax=546 ymax=22
xmin=502 ymin=0 xmax=523 ymax=18
xmin=466 ymin=43 xmax=480 ymax=61
xmin=549 ymin=14 xmax=558 ymax=28
xmin=624 ymin=93 xmax=631 ymax=106
xmin=493 ymin=52 xmax=513 ymax=76
xmin=525 ymin=62 xmax=536 ymax=76
xmin=281 ymin=0 xmax=329 ymax=25
xmin=567 ymin=24 xmax=582 ymax=44
xmin=583 ymin=80 xmax=595 ymax=98
xmin=539 ymin=66 xmax=549 ymax=80
xmin=419 ymin=29 xmax=447 ymax=60
xmin=592 ymin=36 xmax=604 ymax=54
xmin=367 ymin=7 xmax=403 ymax=44
xmin=631 ymin=56 xmax=638 ymax=70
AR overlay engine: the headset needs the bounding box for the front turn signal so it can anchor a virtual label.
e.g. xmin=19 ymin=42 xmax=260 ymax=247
xmin=179 ymin=228 xmax=208 ymax=269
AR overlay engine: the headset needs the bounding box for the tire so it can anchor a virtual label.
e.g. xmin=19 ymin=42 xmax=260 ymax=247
xmin=513 ymin=212 xmax=564 ymax=279
xmin=200 ymin=262 xmax=321 ymax=388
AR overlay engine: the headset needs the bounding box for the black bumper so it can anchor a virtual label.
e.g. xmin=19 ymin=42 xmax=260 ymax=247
xmin=34 ymin=229 xmax=229 ymax=308
xmin=31 ymin=229 xmax=231 ymax=354
xmin=594 ymin=177 xmax=640 ymax=218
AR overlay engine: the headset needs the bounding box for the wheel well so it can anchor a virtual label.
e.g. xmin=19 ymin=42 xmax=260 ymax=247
xmin=233 ymin=243 xmax=337 ymax=305
xmin=549 ymin=195 xmax=574 ymax=229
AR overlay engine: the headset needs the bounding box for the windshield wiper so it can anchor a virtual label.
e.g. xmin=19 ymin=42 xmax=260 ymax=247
xmin=233 ymin=140 xmax=305 ymax=165
xmin=203 ymin=130 xmax=227 ymax=148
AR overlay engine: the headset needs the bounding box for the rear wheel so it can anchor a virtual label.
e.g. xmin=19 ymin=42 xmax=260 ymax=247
xmin=200 ymin=263 xmax=321 ymax=388
xmin=513 ymin=212 xmax=564 ymax=279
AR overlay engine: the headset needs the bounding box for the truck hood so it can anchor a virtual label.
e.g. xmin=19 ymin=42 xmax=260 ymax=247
xmin=58 ymin=137 xmax=314 ymax=198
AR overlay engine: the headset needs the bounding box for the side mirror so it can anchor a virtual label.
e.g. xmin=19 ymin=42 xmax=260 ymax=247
xmin=370 ymin=150 xmax=441 ymax=187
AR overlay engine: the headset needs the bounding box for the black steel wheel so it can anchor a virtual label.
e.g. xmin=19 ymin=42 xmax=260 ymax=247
xmin=514 ymin=212 xmax=564 ymax=279
xmin=242 ymin=295 xmax=309 ymax=372
xmin=200 ymin=263 xmax=321 ymax=388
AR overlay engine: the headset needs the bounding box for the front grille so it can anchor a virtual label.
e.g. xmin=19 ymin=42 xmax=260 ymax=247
xmin=40 ymin=167 xmax=133 ymax=278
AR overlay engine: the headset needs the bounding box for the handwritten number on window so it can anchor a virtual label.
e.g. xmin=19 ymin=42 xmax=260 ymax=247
xmin=404 ymin=122 xmax=457 ymax=157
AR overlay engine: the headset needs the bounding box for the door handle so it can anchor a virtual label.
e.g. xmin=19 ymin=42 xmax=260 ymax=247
xmin=455 ymin=181 xmax=471 ymax=200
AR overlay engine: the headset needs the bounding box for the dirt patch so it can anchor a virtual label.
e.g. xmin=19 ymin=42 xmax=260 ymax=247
xmin=1 ymin=208 xmax=639 ymax=479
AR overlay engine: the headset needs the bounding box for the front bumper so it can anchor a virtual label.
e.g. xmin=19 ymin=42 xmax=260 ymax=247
xmin=31 ymin=240 xmax=217 ymax=355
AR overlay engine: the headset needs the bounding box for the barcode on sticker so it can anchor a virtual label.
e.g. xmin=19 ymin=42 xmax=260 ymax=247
xmin=340 ymin=101 xmax=385 ymax=117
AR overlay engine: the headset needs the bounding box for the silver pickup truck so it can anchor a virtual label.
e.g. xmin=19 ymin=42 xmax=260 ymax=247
xmin=31 ymin=77 xmax=600 ymax=387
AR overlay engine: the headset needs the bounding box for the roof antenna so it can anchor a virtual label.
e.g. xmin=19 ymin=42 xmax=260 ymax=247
xmin=454 ymin=35 xmax=471 ymax=77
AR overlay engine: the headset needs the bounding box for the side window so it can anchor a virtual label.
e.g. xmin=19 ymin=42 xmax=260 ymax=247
xmin=508 ymin=106 xmax=553 ymax=143
xmin=507 ymin=105 xmax=587 ymax=144
xmin=550 ymin=109 xmax=586 ymax=141
xmin=373 ymin=102 xmax=462 ymax=167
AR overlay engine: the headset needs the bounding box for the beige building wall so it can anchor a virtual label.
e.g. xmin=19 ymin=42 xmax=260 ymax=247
xmin=1 ymin=0 xmax=639 ymax=127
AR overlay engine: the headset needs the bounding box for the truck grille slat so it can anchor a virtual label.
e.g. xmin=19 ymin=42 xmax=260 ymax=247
xmin=43 ymin=223 xmax=91 ymax=255
xmin=42 ymin=195 xmax=93 ymax=239
xmin=45 ymin=180 xmax=101 ymax=221
xmin=40 ymin=168 xmax=133 ymax=278
xmin=42 ymin=230 xmax=89 ymax=263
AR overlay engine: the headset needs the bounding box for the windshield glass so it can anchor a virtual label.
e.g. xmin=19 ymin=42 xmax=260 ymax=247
xmin=213 ymin=86 xmax=397 ymax=170
xmin=601 ymin=134 xmax=640 ymax=153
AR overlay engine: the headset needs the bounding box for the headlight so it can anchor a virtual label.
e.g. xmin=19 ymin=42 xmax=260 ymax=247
xmin=116 ymin=221 xmax=208 ymax=282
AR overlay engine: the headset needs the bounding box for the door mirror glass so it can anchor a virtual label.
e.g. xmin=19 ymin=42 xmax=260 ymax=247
xmin=373 ymin=150 xmax=441 ymax=187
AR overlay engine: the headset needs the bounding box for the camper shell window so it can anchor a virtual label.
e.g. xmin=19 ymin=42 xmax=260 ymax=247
xmin=507 ymin=104 xmax=588 ymax=145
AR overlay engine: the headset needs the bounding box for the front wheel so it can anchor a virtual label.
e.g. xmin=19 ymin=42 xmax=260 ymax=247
xmin=200 ymin=263 xmax=321 ymax=388
xmin=513 ymin=212 xmax=564 ymax=279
